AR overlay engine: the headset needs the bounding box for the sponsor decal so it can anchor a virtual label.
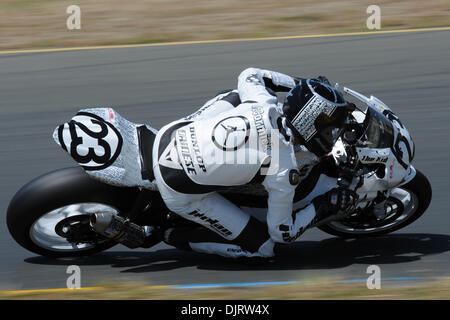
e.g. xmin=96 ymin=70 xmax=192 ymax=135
xmin=282 ymin=226 xmax=305 ymax=243
xmin=360 ymin=155 xmax=388 ymax=163
xmin=176 ymin=126 xmax=207 ymax=175
xmin=211 ymin=116 xmax=250 ymax=151
xmin=177 ymin=129 xmax=196 ymax=175
xmin=291 ymin=95 xmax=336 ymax=141
xmin=187 ymin=211 xmax=232 ymax=237
xmin=58 ymin=112 xmax=123 ymax=171
xmin=251 ymin=105 xmax=271 ymax=152
xmin=159 ymin=138 xmax=183 ymax=170
xmin=189 ymin=126 xmax=207 ymax=172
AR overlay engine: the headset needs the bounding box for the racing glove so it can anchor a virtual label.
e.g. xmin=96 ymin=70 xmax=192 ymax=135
xmin=312 ymin=187 xmax=358 ymax=221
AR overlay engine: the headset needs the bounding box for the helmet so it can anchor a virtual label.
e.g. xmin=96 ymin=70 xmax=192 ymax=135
xmin=283 ymin=78 xmax=350 ymax=157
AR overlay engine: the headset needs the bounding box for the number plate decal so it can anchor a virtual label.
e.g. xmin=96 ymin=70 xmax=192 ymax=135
xmin=57 ymin=111 xmax=123 ymax=171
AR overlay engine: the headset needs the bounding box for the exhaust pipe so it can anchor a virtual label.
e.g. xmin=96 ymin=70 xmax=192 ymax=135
xmin=90 ymin=212 xmax=147 ymax=248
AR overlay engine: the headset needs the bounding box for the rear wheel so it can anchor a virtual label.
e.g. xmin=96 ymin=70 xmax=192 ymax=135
xmin=318 ymin=170 xmax=432 ymax=238
xmin=7 ymin=167 xmax=140 ymax=257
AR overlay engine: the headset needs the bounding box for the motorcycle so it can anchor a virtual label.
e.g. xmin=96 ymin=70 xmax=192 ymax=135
xmin=6 ymin=87 xmax=432 ymax=257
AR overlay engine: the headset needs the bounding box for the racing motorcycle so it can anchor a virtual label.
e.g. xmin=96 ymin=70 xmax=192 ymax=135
xmin=6 ymin=87 xmax=432 ymax=257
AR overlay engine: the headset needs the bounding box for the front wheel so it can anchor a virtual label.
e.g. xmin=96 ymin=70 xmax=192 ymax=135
xmin=318 ymin=170 xmax=432 ymax=238
xmin=7 ymin=167 xmax=140 ymax=257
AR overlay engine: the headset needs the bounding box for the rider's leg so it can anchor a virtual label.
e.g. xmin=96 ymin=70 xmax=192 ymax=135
xmin=163 ymin=216 xmax=275 ymax=259
xmin=153 ymin=157 xmax=274 ymax=258
xmin=156 ymin=175 xmax=275 ymax=258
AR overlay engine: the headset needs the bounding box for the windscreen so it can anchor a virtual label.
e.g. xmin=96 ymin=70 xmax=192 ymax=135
xmin=358 ymin=107 xmax=394 ymax=148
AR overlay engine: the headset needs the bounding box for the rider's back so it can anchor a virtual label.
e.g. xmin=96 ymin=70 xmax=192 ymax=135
xmin=158 ymin=101 xmax=294 ymax=188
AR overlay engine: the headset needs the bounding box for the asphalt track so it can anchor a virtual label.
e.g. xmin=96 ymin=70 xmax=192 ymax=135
xmin=0 ymin=29 xmax=449 ymax=291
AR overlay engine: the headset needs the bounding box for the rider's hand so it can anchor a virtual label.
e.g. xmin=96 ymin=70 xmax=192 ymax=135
xmin=312 ymin=187 xmax=357 ymax=220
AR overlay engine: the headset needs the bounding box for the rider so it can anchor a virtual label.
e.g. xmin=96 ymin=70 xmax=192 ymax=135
xmin=149 ymin=68 xmax=357 ymax=258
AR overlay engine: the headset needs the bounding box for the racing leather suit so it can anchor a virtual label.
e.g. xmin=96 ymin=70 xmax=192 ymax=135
xmin=152 ymin=68 xmax=321 ymax=258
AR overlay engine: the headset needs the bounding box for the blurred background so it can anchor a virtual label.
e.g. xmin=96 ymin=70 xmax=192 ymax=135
xmin=0 ymin=0 xmax=449 ymax=49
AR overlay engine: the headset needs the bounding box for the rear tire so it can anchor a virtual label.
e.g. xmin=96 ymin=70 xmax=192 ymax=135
xmin=7 ymin=167 xmax=140 ymax=257
xmin=318 ymin=169 xmax=432 ymax=238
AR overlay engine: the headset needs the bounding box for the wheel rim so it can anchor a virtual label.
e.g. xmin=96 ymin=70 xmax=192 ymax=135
xmin=29 ymin=203 xmax=118 ymax=252
xmin=326 ymin=187 xmax=419 ymax=235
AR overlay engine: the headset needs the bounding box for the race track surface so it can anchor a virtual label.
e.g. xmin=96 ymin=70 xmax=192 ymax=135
xmin=0 ymin=30 xmax=449 ymax=290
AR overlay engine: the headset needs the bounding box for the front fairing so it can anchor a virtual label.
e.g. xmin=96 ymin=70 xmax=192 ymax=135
xmin=398 ymin=165 xmax=417 ymax=186
xmin=358 ymin=107 xmax=395 ymax=149
xmin=343 ymin=87 xmax=415 ymax=192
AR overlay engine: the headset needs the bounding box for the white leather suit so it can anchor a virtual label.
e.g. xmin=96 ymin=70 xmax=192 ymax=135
xmin=152 ymin=68 xmax=329 ymax=258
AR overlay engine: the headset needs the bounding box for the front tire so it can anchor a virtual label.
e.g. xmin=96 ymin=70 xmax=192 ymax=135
xmin=318 ymin=170 xmax=432 ymax=238
xmin=7 ymin=167 xmax=140 ymax=257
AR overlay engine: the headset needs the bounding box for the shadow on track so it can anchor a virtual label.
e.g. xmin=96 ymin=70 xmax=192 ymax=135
xmin=24 ymin=233 xmax=450 ymax=273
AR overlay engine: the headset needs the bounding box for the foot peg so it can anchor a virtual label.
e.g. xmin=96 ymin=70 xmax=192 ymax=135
xmin=90 ymin=212 xmax=160 ymax=248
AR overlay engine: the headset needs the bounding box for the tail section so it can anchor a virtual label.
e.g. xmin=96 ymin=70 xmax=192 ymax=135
xmin=53 ymin=107 xmax=157 ymax=190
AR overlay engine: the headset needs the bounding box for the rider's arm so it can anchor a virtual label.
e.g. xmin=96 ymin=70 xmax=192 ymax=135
xmin=263 ymin=171 xmax=317 ymax=244
xmin=262 ymin=141 xmax=317 ymax=244
xmin=237 ymin=67 xmax=298 ymax=105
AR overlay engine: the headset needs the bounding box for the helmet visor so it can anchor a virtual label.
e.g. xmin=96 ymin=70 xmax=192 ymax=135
xmin=314 ymin=109 xmax=348 ymax=147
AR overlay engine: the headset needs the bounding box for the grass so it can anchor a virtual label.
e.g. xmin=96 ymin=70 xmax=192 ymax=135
xmin=0 ymin=0 xmax=448 ymax=50
xmin=277 ymin=14 xmax=325 ymax=22
xmin=1 ymin=278 xmax=450 ymax=300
